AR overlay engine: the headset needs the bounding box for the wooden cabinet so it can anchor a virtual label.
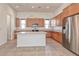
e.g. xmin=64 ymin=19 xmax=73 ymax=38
xmin=46 ymin=31 xmax=52 ymax=38
xmin=45 ymin=31 xmax=62 ymax=43
xmin=27 ymin=18 xmax=44 ymax=27
xmin=16 ymin=18 xmax=20 ymax=27
xmin=51 ymin=32 xmax=62 ymax=43
xmin=16 ymin=18 xmax=44 ymax=27
xmin=37 ymin=18 xmax=44 ymax=27
xmin=53 ymin=4 xmax=79 ymax=27
xmin=27 ymin=18 xmax=33 ymax=27
xmin=63 ymin=3 xmax=79 ymax=16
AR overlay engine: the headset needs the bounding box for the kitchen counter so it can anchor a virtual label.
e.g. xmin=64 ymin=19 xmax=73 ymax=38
xmin=17 ymin=32 xmax=46 ymax=47
xmin=15 ymin=27 xmax=62 ymax=32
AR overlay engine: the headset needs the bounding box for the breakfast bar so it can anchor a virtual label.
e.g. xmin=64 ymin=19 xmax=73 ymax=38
xmin=17 ymin=32 xmax=46 ymax=47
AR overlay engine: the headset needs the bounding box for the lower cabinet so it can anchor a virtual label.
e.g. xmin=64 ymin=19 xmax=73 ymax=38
xmin=44 ymin=31 xmax=62 ymax=44
xmin=46 ymin=31 xmax=52 ymax=38
xmin=51 ymin=32 xmax=62 ymax=44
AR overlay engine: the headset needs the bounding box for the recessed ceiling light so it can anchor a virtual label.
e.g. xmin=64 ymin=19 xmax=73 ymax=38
xmin=32 ymin=6 xmax=34 ymax=8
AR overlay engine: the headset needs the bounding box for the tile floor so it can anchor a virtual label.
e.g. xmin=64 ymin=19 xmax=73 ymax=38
xmin=0 ymin=38 xmax=76 ymax=56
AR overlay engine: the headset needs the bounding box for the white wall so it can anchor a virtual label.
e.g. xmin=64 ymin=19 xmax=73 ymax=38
xmin=0 ymin=5 xmax=7 ymax=45
xmin=17 ymin=12 xmax=53 ymax=19
xmin=7 ymin=6 xmax=16 ymax=40
xmin=0 ymin=4 xmax=16 ymax=46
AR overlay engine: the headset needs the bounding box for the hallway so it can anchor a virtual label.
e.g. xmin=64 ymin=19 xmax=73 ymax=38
xmin=0 ymin=38 xmax=75 ymax=56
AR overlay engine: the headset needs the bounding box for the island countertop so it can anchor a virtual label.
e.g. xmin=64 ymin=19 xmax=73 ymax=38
xmin=17 ymin=31 xmax=46 ymax=34
xmin=15 ymin=27 xmax=62 ymax=32
xmin=17 ymin=31 xmax=46 ymax=47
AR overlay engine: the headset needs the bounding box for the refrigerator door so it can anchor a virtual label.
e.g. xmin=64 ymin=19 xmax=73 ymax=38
xmin=68 ymin=17 xmax=72 ymax=44
xmin=62 ymin=17 xmax=72 ymax=49
xmin=70 ymin=15 xmax=79 ymax=55
xmin=66 ymin=17 xmax=72 ymax=49
xmin=63 ymin=15 xmax=79 ymax=55
xmin=76 ymin=15 xmax=79 ymax=54
xmin=69 ymin=16 xmax=77 ymax=53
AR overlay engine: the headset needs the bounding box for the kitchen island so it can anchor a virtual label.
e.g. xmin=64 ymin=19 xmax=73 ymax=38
xmin=17 ymin=32 xmax=46 ymax=47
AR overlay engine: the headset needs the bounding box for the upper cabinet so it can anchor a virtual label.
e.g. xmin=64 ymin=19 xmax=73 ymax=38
xmin=70 ymin=4 xmax=79 ymax=15
xmin=27 ymin=18 xmax=44 ymax=27
xmin=63 ymin=3 xmax=79 ymax=17
xmin=16 ymin=18 xmax=44 ymax=27
xmin=53 ymin=3 xmax=79 ymax=26
xmin=52 ymin=13 xmax=63 ymax=26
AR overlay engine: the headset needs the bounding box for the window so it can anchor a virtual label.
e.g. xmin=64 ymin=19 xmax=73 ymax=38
xmin=51 ymin=20 xmax=56 ymax=26
xmin=44 ymin=19 xmax=50 ymax=28
xmin=20 ymin=20 xmax=26 ymax=29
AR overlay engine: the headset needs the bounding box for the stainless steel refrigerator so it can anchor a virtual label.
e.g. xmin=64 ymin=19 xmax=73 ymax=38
xmin=62 ymin=14 xmax=79 ymax=55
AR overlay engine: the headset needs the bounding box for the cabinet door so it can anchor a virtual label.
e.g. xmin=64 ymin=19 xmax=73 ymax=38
xmin=51 ymin=32 xmax=62 ymax=43
xmin=27 ymin=18 xmax=44 ymax=27
xmin=46 ymin=31 xmax=52 ymax=38
xmin=16 ymin=18 xmax=20 ymax=27
xmin=68 ymin=4 xmax=79 ymax=16
xmin=27 ymin=19 xmax=33 ymax=27
xmin=37 ymin=18 xmax=44 ymax=27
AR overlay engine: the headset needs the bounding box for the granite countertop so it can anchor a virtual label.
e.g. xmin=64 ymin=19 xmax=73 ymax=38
xmin=15 ymin=26 xmax=62 ymax=33
xmin=17 ymin=31 xmax=46 ymax=34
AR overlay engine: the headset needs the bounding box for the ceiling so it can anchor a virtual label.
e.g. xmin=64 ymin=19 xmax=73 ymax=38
xmin=9 ymin=3 xmax=63 ymax=12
